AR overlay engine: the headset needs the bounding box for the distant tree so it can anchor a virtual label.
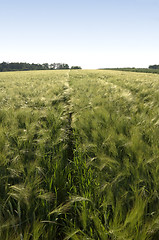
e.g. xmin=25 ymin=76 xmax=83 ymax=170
xmin=71 ymin=66 xmax=82 ymax=69
xmin=149 ymin=65 xmax=159 ymax=69
xmin=56 ymin=63 xmax=69 ymax=69
xmin=50 ymin=63 xmax=56 ymax=69
xmin=61 ymin=63 xmax=69 ymax=69
xmin=42 ymin=63 xmax=49 ymax=69
xmin=1 ymin=62 xmax=8 ymax=71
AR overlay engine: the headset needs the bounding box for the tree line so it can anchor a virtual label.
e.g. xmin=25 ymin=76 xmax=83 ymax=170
xmin=149 ymin=65 xmax=159 ymax=69
xmin=101 ymin=67 xmax=159 ymax=74
xmin=0 ymin=62 xmax=82 ymax=72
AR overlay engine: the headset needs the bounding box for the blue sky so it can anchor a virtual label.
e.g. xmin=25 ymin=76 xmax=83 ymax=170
xmin=1 ymin=0 xmax=159 ymax=69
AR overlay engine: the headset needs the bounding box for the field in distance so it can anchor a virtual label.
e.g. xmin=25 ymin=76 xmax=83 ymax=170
xmin=0 ymin=69 xmax=159 ymax=240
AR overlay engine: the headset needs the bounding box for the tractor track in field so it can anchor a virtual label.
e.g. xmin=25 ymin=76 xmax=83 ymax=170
xmin=62 ymin=70 xmax=74 ymax=162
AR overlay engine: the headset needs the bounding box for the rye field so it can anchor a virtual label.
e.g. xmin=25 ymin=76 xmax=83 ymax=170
xmin=0 ymin=69 xmax=159 ymax=240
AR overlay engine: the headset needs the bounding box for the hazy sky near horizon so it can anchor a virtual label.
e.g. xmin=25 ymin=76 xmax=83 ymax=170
xmin=1 ymin=0 xmax=159 ymax=69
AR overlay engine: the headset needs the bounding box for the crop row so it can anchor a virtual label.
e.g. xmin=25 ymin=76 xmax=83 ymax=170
xmin=68 ymin=70 xmax=159 ymax=239
xmin=0 ymin=70 xmax=74 ymax=239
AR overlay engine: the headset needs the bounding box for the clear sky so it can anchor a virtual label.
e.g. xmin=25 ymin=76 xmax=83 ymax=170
xmin=1 ymin=0 xmax=159 ymax=69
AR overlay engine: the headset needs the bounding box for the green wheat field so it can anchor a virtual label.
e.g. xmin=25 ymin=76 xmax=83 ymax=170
xmin=0 ymin=69 xmax=159 ymax=240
